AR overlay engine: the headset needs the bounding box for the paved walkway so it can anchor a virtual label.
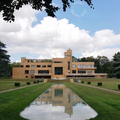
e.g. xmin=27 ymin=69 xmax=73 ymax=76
xmin=75 ymin=82 xmax=120 ymax=94
xmin=0 ymin=83 xmax=41 ymax=94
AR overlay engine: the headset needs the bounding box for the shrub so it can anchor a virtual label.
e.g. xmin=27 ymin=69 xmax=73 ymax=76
xmin=27 ymin=82 xmax=30 ymax=85
xmin=98 ymin=82 xmax=102 ymax=86
xmin=81 ymin=81 xmax=84 ymax=83
xmin=75 ymin=81 xmax=77 ymax=82
xmin=41 ymin=81 xmax=43 ymax=82
xmin=33 ymin=81 xmax=36 ymax=84
xmin=87 ymin=82 xmax=91 ymax=84
xmin=15 ymin=83 xmax=20 ymax=86
xmin=118 ymin=84 xmax=120 ymax=90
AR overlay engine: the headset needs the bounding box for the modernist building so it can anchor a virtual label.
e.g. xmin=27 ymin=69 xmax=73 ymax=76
xmin=12 ymin=49 xmax=107 ymax=79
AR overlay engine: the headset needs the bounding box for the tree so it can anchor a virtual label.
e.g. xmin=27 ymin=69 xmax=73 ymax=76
xmin=0 ymin=0 xmax=94 ymax=22
xmin=0 ymin=41 xmax=11 ymax=77
xmin=112 ymin=52 xmax=120 ymax=78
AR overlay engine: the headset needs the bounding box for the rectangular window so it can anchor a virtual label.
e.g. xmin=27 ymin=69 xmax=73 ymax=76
xmin=72 ymin=65 xmax=76 ymax=67
xmin=78 ymin=70 xmax=86 ymax=73
xmin=53 ymin=61 xmax=63 ymax=63
xmin=25 ymin=70 xmax=29 ymax=74
xmin=72 ymin=70 xmax=76 ymax=73
xmin=78 ymin=65 xmax=86 ymax=68
xmin=37 ymin=65 xmax=40 ymax=67
xmin=87 ymin=70 xmax=92 ymax=74
xmin=38 ymin=70 xmax=49 ymax=74
xmin=55 ymin=67 xmax=63 ymax=75
xmin=47 ymin=65 xmax=51 ymax=67
xmin=31 ymin=65 xmax=35 ymax=67
xmin=68 ymin=62 xmax=70 ymax=70
xmin=26 ymin=65 xmax=30 ymax=67
xmin=30 ymin=70 xmax=35 ymax=74
xmin=26 ymin=76 xmax=28 ymax=78
xmin=87 ymin=65 xmax=92 ymax=67
xmin=65 ymin=55 xmax=70 ymax=57
xmin=42 ymin=65 xmax=46 ymax=67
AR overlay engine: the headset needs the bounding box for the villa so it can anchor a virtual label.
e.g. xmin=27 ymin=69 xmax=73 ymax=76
xmin=12 ymin=49 xmax=107 ymax=79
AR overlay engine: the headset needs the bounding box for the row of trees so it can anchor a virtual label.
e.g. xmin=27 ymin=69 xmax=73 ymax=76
xmin=0 ymin=41 xmax=120 ymax=78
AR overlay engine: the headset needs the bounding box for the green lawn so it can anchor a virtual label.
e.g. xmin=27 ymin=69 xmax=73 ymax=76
xmin=64 ymin=82 xmax=120 ymax=120
xmin=0 ymin=79 xmax=44 ymax=91
xmin=0 ymin=82 xmax=53 ymax=120
xmin=74 ymin=78 xmax=120 ymax=91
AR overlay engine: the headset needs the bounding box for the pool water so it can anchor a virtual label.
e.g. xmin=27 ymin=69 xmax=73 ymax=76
xmin=20 ymin=84 xmax=98 ymax=120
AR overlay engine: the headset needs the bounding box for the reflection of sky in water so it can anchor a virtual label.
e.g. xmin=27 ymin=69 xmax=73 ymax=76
xmin=20 ymin=84 xmax=98 ymax=120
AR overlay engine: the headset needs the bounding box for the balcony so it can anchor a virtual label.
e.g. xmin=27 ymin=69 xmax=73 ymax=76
xmin=77 ymin=67 xmax=97 ymax=69
xmin=66 ymin=73 xmax=107 ymax=76
xmin=34 ymin=73 xmax=52 ymax=76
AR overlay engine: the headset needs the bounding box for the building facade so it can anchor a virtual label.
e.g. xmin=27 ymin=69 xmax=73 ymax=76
xmin=12 ymin=49 xmax=107 ymax=79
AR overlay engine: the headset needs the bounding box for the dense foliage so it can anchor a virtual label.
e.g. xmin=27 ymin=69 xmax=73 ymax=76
xmin=112 ymin=52 xmax=120 ymax=78
xmin=0 ymin=41 xmax=11 ymax=77
xmin=72 ymin=55 xmax=113 ymax=78
xmin=0 ymin=0 xmax=93 ymax=22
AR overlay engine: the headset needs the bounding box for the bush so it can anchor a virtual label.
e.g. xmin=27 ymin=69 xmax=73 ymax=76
xmin=98 ymin=82 xmax=102 ymax=86
xmin=33 ymin=81 xmax=36 ymax=84
xmin=81 ymin=81 xmax=84 ymax=83
xmin=41 ymin=81 xmax=43 ymax=82
xmin=75 ymin=81 xmax=77 ymax=82
xmin=27 ymin=82 xmax=30 ymax=85
xmin=87 ymin=82 xmax=91 ymax=84
xmin=118 ymin=84 xmax=120 ymax=90
xmin=15 ymin=83 xmax=20 ymax=86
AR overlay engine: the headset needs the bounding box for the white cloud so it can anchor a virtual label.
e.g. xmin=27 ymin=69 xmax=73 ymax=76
xmin=0 ymin=5 xmax=120 ymax=62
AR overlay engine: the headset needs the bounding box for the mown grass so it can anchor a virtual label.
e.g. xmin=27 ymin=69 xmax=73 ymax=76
xmin=64 ymin=82 xmax=120 ymax=120
xmin=74 ymin=78 xmax=120 ymax=91
xmin=0 ymin=79 xmax=44 ymax=91
xmin=0 ymin=82 xmax=53 ymax=120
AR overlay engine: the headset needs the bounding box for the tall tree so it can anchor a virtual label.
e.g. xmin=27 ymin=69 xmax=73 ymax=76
xmin=112 ymin=52 xmax=120 ymax=78
xmin=0 ymin=41 xmax=11 ymax=77
xmin=0 ymin=0 xmax=94 ymax=22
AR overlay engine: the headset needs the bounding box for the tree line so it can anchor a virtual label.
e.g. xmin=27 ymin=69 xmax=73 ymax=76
xmin=0 ymin=41 xmax=120 ymax=78
xmin=72 ymin=53 xmax=120 ymax=78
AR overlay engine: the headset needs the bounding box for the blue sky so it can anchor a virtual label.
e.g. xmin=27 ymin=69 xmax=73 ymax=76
xmin=0 ymin=0 xmax=120 ymax=62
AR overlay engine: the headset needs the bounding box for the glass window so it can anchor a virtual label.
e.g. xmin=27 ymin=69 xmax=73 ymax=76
xmin=68 ymin=62 xmax=70 ymax=70
xmin=87 ymin=70 xmax=92 ymax=74
xmin=87 ymin=65 xmax=92 ymax=67
xmin=31 ymin=65 xmax=35 ymax=67
xmin=30 ymin=70 xmax=34 ymax=74
xmin=47 ymin=65 xmax=51 ymax=67
xmin=78 ymin=70 xmax=86 ymax=73
xmin=26 ymin=65 xmax=30 ymax=67
xmin=37 ymin=65 xmax=40 ymax=67
xmin=55 ymin=67 xmax=63 ymax=75
xmin=38 ymin=70 xmax=49 ymax=74
xmin=72 ymin=65 xmax=76 ymax=67
xmin=53 ymin=61 xmax=63 ymax=63
xmin=26 ymin=76 xmax=28 ymax=78
xmin=25 ymin=70 xmax=29 ymax=74
xmin=72 ymin=70 xmax=76 ymax=73
xmin=65 ymin=55 xmax=70 ymax=57
xmin=42 ymin=65 xmax=46 ymax=67
xmin=78 ymin=65 xmax=86 ymax=68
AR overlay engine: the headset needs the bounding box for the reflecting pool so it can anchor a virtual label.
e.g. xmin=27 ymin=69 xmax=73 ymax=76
xmin=20 ymin=84 xmax=98 ymax=120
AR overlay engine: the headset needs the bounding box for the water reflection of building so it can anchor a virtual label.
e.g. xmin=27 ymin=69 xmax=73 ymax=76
xmin=34 ymin=84 xmax=84 ymax=116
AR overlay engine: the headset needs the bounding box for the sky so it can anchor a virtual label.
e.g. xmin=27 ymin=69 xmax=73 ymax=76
xmin=0 ymin=0 xmax=120 ymax=62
